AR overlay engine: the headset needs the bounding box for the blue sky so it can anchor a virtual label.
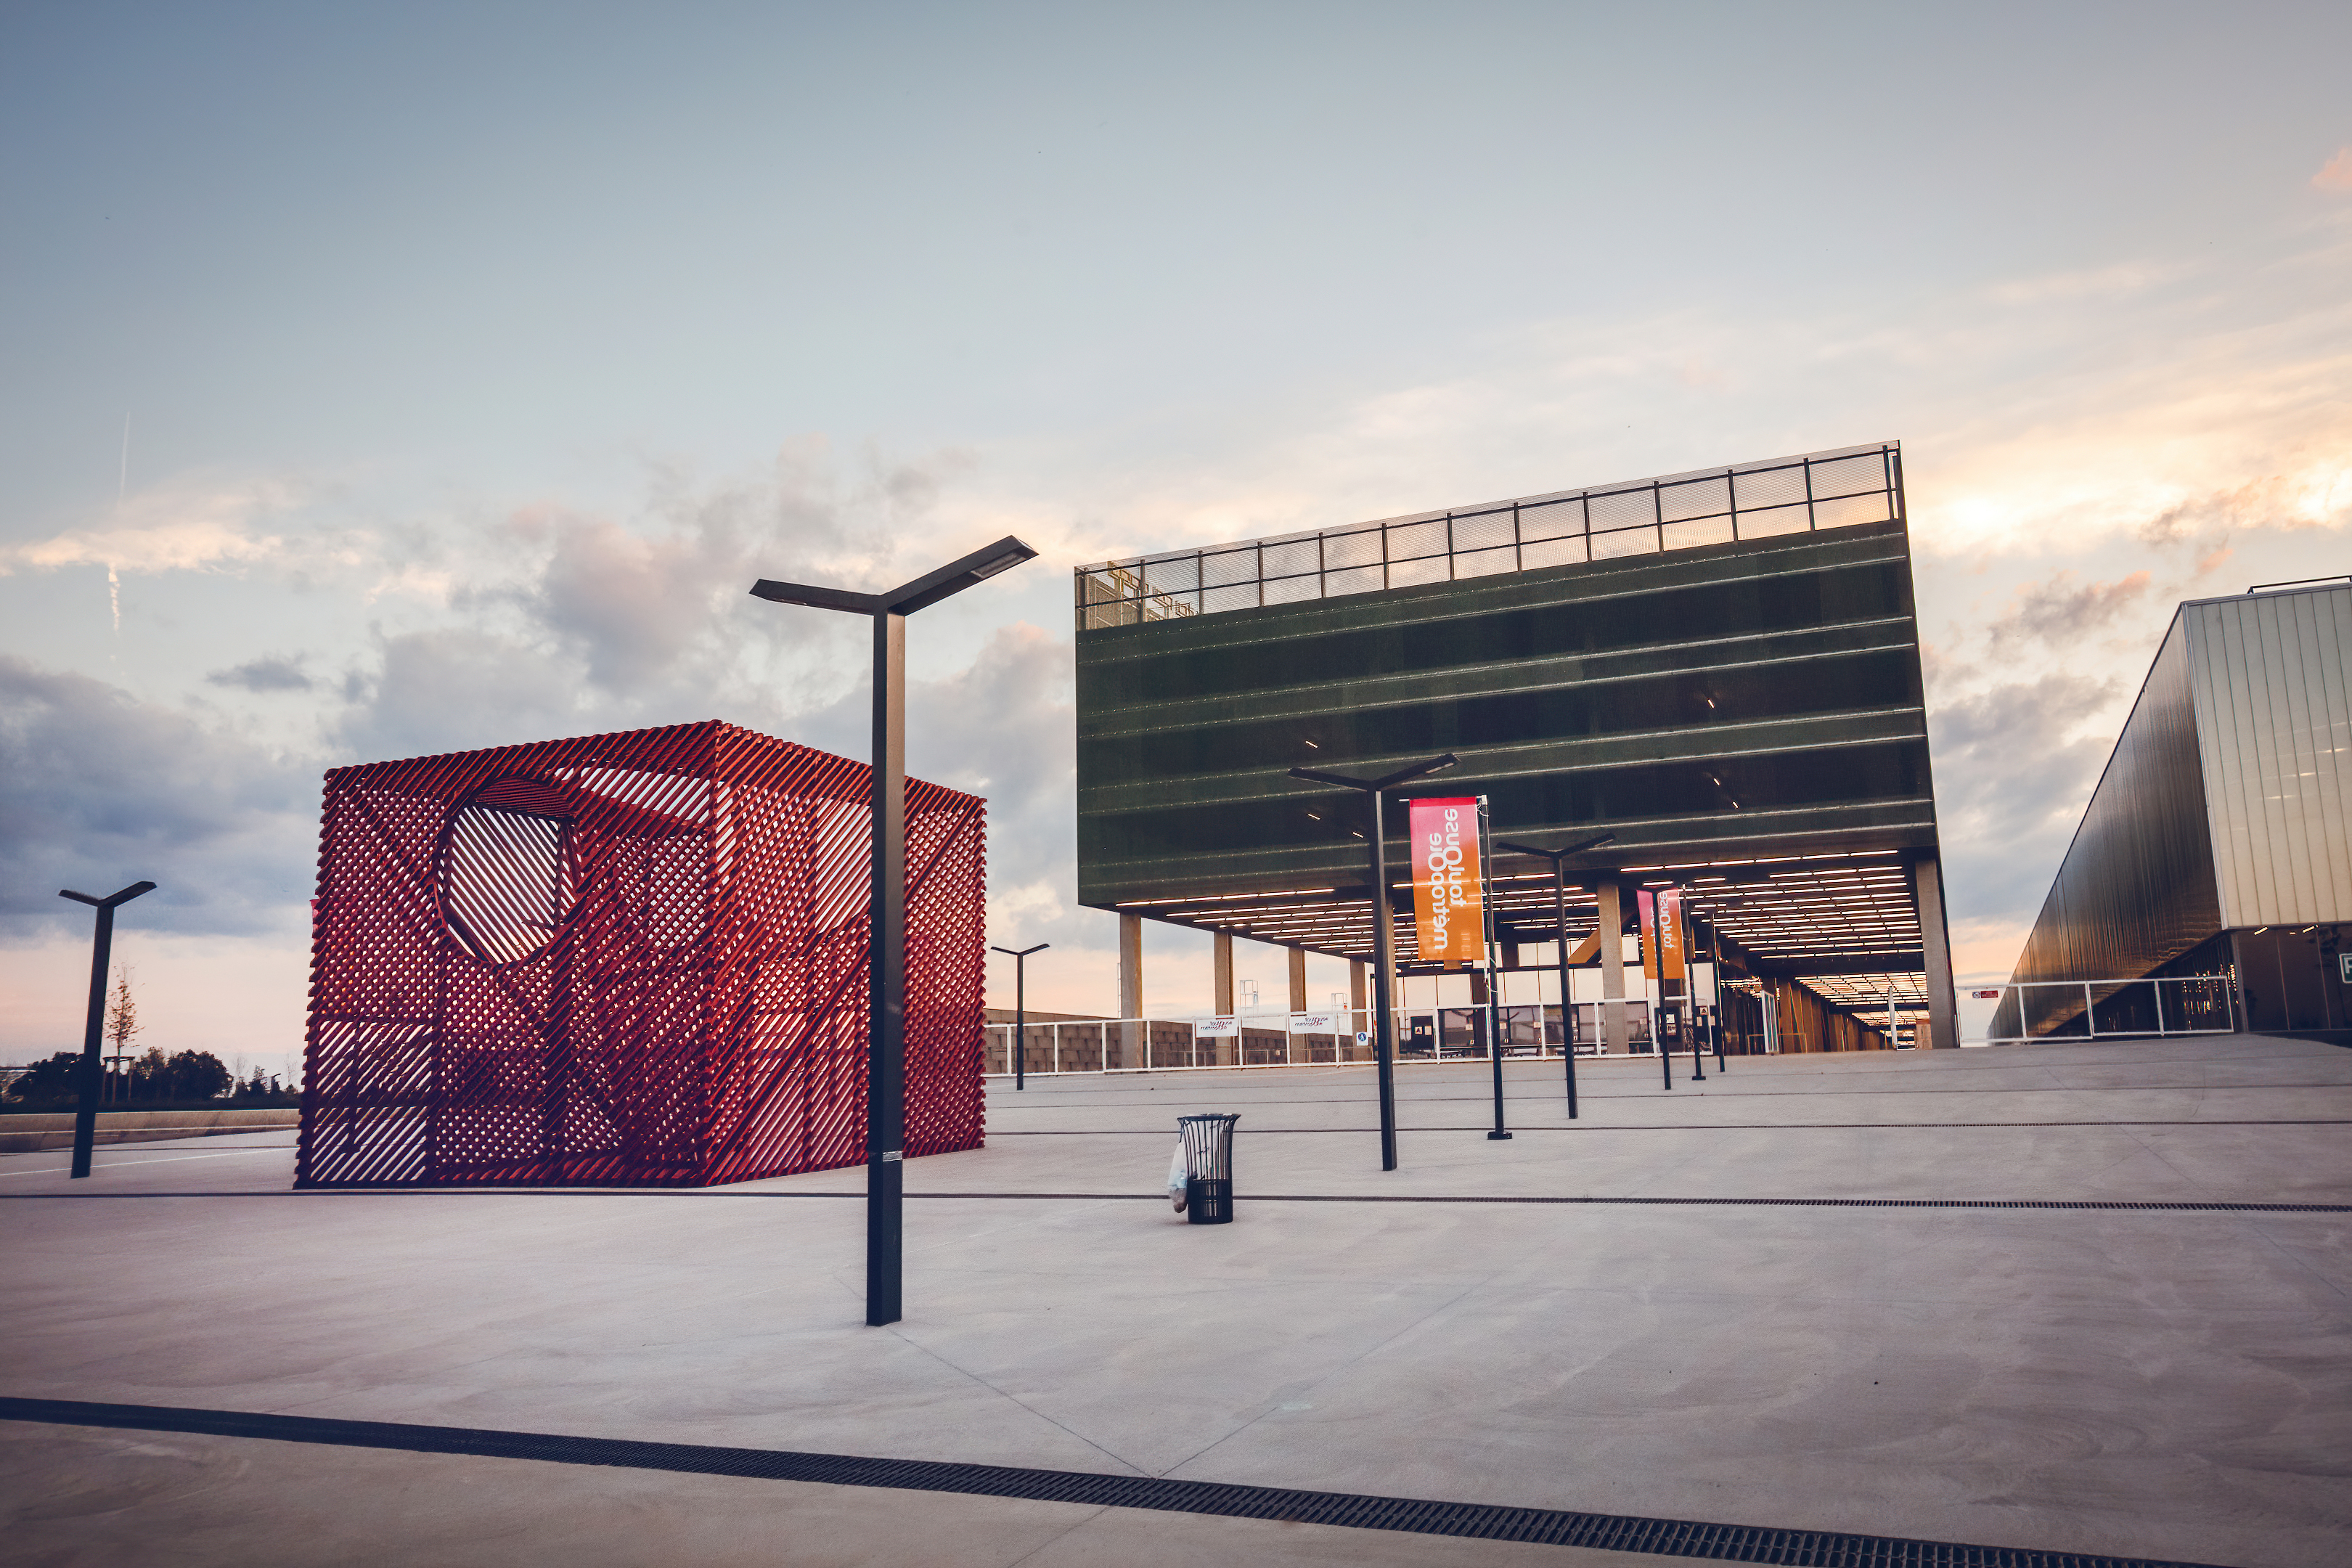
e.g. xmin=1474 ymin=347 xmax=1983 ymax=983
xmin=4 ymin=2 xmax=2348 ymax=1068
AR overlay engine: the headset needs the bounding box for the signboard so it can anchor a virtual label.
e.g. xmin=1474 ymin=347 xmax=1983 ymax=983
xmin=1657 ymin=889 xmax=1686 ymax=981
xmin=2340 ymin=952 xmax=2352 ymax=985
xmin=1637 ymin=887 xmax=1686 ymax=981
xmin=1408 ymin=796 xmax=1486 ymax=968
xmin=1289 ymin=1013 xmax=1338 ymax=1032
xmin=1355 ymin=1031 xmax=1371 ymax=1047
xmin=1972 ymin=989 xmax=2003 ymax=1000
xmin=1196 ymin=1016 xmax=1240 ymax=1037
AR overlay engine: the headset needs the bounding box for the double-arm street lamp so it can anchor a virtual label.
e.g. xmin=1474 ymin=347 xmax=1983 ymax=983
xmin=1287 ymin=752 xmax=1458 ymax=1172
xmin=58 ymin=881 xmax=156 ymax=1179
xmin=1493 ymin=834 xmax=1615 ymax=1119
xmin=989 ymin=942 xmax=1049 ymax=1090
xmin=751 ymin=536 xmax=1037 ymax=1328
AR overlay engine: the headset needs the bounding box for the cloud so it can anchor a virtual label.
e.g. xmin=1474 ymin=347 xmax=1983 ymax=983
xmin=0 ymin=474 xmax=314 ymax=577
xmin=2315 ymin=147 xmax=2352 ymax=193
xmin=1985 ymin=261 xmax=2177 ymax=307
xmin=0 ymin=656 xmax=314 ymax=940
xmin=786 ymin=620 xmax=1086 ymax=950
xmin=332 ymin=626 xmax=592 ymax=763
xmin=1986 ymin=569 xmax=2152 ymax=651
xmin=206 ymin=655 xmax=314 ymax=693
xmin=1927 ymin=671 xmax=2123 ymax=933
xmin=2135 ymin=465 xmax=2352 ymax=549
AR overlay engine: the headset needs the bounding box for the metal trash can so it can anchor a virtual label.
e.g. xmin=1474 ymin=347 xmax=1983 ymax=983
xmin=1177 ymin=1113 xmax=1239 ymax=1225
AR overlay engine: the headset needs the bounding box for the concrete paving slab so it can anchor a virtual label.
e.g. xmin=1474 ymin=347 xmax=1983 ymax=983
xmin=3 ymin=1034 xmax=2348 ymax=1566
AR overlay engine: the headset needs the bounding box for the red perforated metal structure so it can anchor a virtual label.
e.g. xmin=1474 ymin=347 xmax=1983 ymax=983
xmin=298 ymin=721 xmax=986 ymax=1187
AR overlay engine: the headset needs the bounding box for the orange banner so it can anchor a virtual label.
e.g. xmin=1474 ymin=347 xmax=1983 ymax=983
xmin=1409 ymin=796 xmax=1486 ymax=968
xmin=1641 ymin=888 xmax=1686 ymax=982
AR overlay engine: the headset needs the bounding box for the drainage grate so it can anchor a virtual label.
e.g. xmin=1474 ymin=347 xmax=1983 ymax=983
xmin=0 ymin=1397 xmax=2236 ymax=1568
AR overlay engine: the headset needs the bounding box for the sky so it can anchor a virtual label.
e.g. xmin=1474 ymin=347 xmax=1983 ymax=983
xmin=3 ymin=1 xmax=2348 ymax=1074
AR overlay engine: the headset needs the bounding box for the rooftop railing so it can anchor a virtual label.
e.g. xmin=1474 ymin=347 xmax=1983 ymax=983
xmin=1077 ymin=441 xmax=1902 ymax=629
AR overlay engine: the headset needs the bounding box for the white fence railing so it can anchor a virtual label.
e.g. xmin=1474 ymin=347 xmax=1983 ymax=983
xmin=1977 ymin=975 xmax=2237 ymax=1043
xmin=983 ymin=1000 xmax=1774 ymax=1078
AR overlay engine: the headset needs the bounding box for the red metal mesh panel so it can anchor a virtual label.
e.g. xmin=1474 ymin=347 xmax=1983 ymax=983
xmin=298 ymin=721 xmax=986 ymax=1188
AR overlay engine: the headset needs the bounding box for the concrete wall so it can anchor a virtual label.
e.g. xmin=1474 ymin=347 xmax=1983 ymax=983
xmin=0 ymin=1107 xmax=297 ymax=1153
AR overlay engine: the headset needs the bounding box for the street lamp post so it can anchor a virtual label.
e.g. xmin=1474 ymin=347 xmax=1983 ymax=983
xmin=1288 ymin=752 xmax=1458 ymax=1172
xmin=1494 ymin=833 xmax=1614 ymax=1119
xmin=58 ymin=881 xmax=156 ymax=1180
xmin=989 ymin=942 xmax=1049 ymax=1090
xmin=751 ymin=536 xmax=1037 ymax=1328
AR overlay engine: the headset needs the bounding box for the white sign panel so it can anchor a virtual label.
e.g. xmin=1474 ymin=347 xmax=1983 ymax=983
xmin=1196 ymin=1016 xmax=1240 ymax=1037
xmin=1289 ymin=1013 xmax=1337 ymax=1032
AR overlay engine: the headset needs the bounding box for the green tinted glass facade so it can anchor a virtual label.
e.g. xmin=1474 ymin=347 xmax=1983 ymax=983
xmin=1077 ymin=516 xmax=1940 ymax=917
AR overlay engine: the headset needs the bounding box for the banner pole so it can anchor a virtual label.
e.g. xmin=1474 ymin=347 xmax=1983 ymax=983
xmin=1479 ymin=797 xmax=1509 ymax=1140
xmin=1369 ymin=787 xmax=1399 ymax=1172
xmin=1641 ymin=889 xmax=1671 ymax=1091
xmin=1693 ymin=889 xmax=1712 ymax=1086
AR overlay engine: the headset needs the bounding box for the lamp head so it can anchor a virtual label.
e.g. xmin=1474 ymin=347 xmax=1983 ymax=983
xmin=885 ymin=536 xmax=1039 ymax=614
xmin=749 ymin=536 xmax=1037 ymax=618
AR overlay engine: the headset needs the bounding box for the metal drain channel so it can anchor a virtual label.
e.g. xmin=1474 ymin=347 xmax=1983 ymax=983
xmin=0 ymin=1397 xmax=2231 ymax=1568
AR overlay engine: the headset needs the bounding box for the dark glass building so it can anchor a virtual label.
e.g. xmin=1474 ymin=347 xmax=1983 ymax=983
xmin=1074 ymin=442 xmax=1961 ymax=1050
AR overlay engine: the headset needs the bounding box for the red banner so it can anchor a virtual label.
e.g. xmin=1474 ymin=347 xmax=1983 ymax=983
xmin=1409 ymin=796 xmax=1485 ymax=968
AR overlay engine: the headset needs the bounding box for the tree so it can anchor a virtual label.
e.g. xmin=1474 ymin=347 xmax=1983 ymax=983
xmin=4 ymin=1052 xmax=83 ymax=1103
xmin=106 ymin=966 xmax=141 ymax=1056
xmin=105 ymin=966 xmax=142 ymax=1102
xmin=231 ymin=1065 xmax=287 ymax=1102
xmin=126 ymin=1048 xmax=232 ymax=1103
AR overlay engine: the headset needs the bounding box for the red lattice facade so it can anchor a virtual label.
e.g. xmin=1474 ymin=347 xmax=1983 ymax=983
xmin=298 ymin=721 xmax=986 ymax=1188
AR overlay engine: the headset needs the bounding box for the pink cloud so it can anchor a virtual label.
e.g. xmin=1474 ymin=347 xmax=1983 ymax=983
xmin=2315 ymin=147 xmax=2352 ymax=192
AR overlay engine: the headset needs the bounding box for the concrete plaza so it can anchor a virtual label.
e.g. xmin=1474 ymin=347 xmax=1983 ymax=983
xmin=4 ymin=1034 xmax=2348 ymax=1567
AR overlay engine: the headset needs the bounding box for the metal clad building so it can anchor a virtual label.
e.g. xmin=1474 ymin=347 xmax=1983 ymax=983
xmin=1074 ymin=441 xmax=1961 ymax=1049
xmin=2003 ymin=581 xmax=2351 ymax=1040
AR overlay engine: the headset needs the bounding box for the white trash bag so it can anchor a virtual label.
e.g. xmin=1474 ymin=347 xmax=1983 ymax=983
xmin=1167 ymin=1139 xmax=1188 ymax=1212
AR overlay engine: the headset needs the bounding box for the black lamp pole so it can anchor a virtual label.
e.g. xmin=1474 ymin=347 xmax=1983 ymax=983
xmin=1288 ymin=753 xmax=1458 ymax=1173
xmin=990 ymin=942 xmax=1048 ymax=1090
xmin=1495 ymin=833 xmax=1615 ymax=1119
xmin=752 ymin=536 xmax=1037 ymax=1328
xmin=58 ymin=881 xmax=156 ymax=1179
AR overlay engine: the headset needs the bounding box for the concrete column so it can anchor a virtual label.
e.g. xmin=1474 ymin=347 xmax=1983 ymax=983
xmin=1349 ymin=960 xmax=1367 ymax=1012
xmin=1597 ymin=880 xmax=1626 ymax=1054
xmin=1118 ymin=913 xmax=1143 ymax=1068
xmin=1287 ymin=947 xmax=1308 ymax=1014
xmin=1912 ymin=854 xmax=1960 ymax=1049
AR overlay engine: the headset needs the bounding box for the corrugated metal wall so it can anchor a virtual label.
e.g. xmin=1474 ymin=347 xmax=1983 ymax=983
xmin=2004 ymin=616 xmax=2221 ymax=991
xmin=2184 ymin=584 xmax=2352 ymax=928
